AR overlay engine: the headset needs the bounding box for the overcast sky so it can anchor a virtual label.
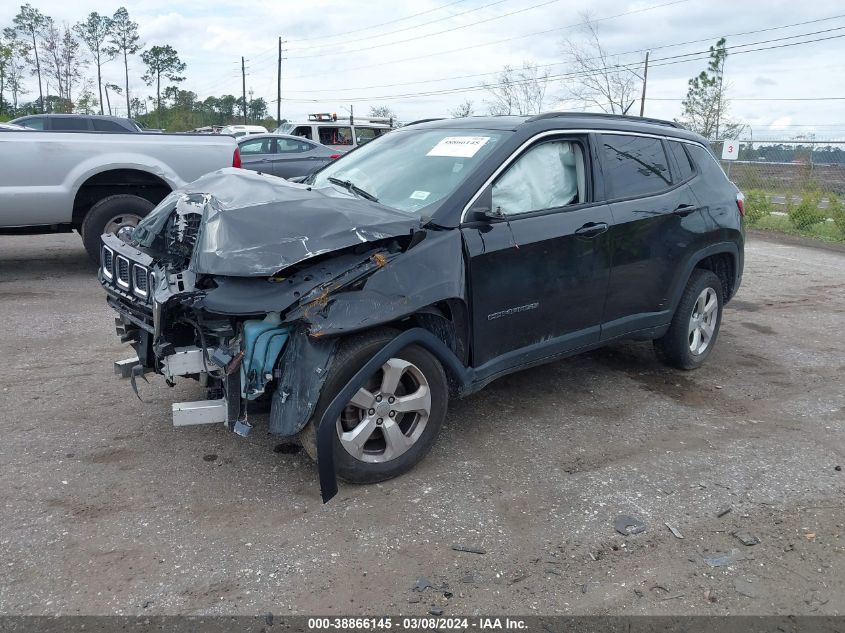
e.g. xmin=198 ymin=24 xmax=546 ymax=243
xmin=3 ymin=0 xmax=844 ymax=138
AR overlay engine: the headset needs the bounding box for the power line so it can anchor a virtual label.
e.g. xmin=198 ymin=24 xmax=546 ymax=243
xmin=273 ymin=32 xmax=845 ymax=103
xmin=291 ymin=0 xmax=556 ymax=59
xmin=270 ymin=0 xmax=691 ymax=79
xmin=279 ymin=15 xmax=845 ymax=95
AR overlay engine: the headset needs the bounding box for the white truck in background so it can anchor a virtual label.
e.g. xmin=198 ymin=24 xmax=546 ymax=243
xmin=0 ymin=129 xmax=240 ymax=260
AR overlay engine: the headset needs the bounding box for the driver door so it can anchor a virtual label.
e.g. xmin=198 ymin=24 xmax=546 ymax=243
xmin=461 ymin=134 xmax=613 ymax=369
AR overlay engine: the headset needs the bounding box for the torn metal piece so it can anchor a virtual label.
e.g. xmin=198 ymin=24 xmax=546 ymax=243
xmin=114 ymin=356 xmax=140 ymax=378
xmin=172 ymin=399 xmax=227 ymax=426
xmin=716 ymin=506 xmax=733 ymax=518
xmin=733 ymin=531 xmax=760 ymax=546
xmin=129 ymin=364 xmax=149 ymax=402
xmin=703 ymin=548 xmax=742 ymax=567
xmin=665 ymin=523 xmax=684 ymax=539
xmin=614 ymin=515 xmax=647 ymax=536
xmin=451 ymin=544 xmax=487 ymax=555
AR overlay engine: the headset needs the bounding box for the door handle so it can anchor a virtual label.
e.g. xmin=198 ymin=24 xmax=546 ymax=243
xmin=574 ymin=222 xmax=609 ymax=238
xmin=673 ymin=203 xmax=699 ymax=217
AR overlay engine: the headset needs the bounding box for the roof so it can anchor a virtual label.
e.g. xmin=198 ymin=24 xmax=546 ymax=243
xmin=405 ymin=112 xmax=706 ymax=143
xmin=12 ymin=113 xmax=133 ymax=122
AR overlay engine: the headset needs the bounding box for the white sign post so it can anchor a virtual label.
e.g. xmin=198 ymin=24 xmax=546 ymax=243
xmin=721 ymin=140 xmax=739 ymax=160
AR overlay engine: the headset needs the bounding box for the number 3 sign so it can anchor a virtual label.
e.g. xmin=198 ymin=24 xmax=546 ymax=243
xmin=721 ymin=140 xmax=739 ymax=160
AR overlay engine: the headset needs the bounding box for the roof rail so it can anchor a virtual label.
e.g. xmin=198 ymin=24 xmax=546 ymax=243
xmin=525 ymin=111 xmax=682 ymax=129
xmin=404 ymin=118 xmax=446 ymax=127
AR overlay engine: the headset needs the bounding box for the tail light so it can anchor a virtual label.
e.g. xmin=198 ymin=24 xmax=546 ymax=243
xmin=232 ymin=147 xmax=242 ymax=168
xmin=736 ymin=191 xmax=745 ymax=217
xmin=329 ymin=154 xmax=341 ymax=160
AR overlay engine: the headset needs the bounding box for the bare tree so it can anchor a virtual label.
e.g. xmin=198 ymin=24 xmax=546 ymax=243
xmin=368 ymin=104 xmax=399 ymax=125
xmin=1 ymin=28 xmax=28 ymax=113
xmin=41 ymin=20 xmax=84 ymax=110
xmin=41 ymin=18 xmax=65 ymax=107
xmin=562 ymin=16 xmax=639 ymax=114
xmin=482 ymin=62 xmax=549 ymax=116
xmin=450 ymin=98 xmax=475 ymax=118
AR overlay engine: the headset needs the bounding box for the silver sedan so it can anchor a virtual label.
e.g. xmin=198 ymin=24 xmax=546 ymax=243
xmin=237 ymin=133 xmax=339 ymax=179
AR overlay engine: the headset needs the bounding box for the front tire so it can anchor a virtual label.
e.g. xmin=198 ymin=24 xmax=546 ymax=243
xmin=81 ymin=194 xmax=155 ymax=262
xmin=299 ymin=329 xmax=449 ymax=484
xmin=654 ymin=269 xmax=723 ymax=370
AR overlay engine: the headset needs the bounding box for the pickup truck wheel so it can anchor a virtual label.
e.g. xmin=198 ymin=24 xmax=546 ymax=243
xmin=81 ymin=194 xmax=155 ymax=262
xmin=653 ymin=269 xmax=723 ymax=370
xmin=298 ymin=328 xmax=449 ymax=484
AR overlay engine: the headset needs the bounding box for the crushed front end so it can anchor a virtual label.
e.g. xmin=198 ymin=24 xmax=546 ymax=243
xmin=97 ymin=168 xmax=457 ymax=438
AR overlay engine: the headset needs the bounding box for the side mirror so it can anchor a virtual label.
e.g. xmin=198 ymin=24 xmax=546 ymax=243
xmin=466 ymin=185 xmax=500 ymax=222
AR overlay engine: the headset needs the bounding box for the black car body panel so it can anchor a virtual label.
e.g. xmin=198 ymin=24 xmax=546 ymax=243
xmin=98 ymin=113 xmax=744 ymax=493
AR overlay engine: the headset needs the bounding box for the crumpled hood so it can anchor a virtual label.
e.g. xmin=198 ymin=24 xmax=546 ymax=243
xmin=133 ymin=168 xmax=420 ymax=276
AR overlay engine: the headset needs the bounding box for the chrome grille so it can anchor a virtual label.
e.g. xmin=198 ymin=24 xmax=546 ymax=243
xmin=116 ymin=256 xmax=130 ymax=289
xmin=133 ymin=264 xmax=149 ymax=297
xmin=101 ymin=246 xmax=114 ymax=279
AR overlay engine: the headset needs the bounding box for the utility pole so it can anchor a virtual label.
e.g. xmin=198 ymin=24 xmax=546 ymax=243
xmin=639 ymin=51 xmax=649 ymax=117
xmin=277 ymin=36 xmax=282 ymax=129
xmin=241 ymin=56 xmax=247 ymax=125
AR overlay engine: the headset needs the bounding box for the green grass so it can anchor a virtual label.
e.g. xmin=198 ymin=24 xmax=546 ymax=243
xmin=750 ymin=213 xmax=845 ymax=242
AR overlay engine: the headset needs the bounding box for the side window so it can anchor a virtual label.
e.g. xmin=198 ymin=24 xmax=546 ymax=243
xmin=319 ymin=126 xmax=352 ymax=146
xmin=293 ymin=126 xmax=312 ymax=140
xmin=52 ymin=117 xmax=90 ymax=131
xmin=491 ymin=140 xmax=586 ymax=216
xmin=239 ymin=138 xmax=271 ymax=155
xmin=18 ymin=117 xmax=44 ymax=130
xmin=667 ymin=140 xmax=694 ymax=181
xmin=355 ymin=127 xmax=380 ymax=145
xmin=686 ymin=144 xmax=729 ymax=180
xmin=601 ymin=134 xmax=672 ymax=199
xmin=276 ymin=138 xmax=311 ymax=153
xmin=93 ymin=119 xmax=128 ymax=132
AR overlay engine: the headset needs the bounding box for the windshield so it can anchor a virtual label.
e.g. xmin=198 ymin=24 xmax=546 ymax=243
xmin=308 ymin=127 xmax=508 ymax=216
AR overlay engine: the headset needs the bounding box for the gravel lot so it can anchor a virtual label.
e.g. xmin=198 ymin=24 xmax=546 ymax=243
xmin=1 ymin=231 xmax=843 ymax=616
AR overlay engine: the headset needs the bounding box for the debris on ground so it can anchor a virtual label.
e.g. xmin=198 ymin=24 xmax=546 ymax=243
xmin=202 ymin=454 xmax=217 ymax=462
xmin=704 ymin=589 xmax=717 ymax=603
xmin=703 ymin=549 xmax=741 ymax=567
xmin=413 ymin=577 xmax=433 ymax=592
xmin=508 ymin=570 xmax=529 ymax=585
xmin=665 ymin=522 xmax=684 ymax=539
xmin=408 ymin=596 xmax=420 ymax=604
xmin=733 ymin=531 xmax=761 ymax=546
xmin=660 ymin=593 xmax=685 ymax=601
xmin=804 ymin=532 xmax=817 ymax=542
xmin=451 ymin=544 xmax=487 ymax=555
xmin=835 ymin=465 xmax=842 ymax=472
xmin=716 ymin=506 xmax=733 ymax=518
xmin=428 ymin=608 xmax=443 ymax=616
xmin=614 ymin=515 xmax=647 ymax=536
xmin=460 ymin=574 xmax=477 ymax=584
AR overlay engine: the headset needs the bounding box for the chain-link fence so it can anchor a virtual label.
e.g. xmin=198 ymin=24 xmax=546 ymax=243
xmin=709 ymin=139 xmax=845 ymax=241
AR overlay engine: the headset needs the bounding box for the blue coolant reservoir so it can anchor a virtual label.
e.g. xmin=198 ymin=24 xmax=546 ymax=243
xmin=240 ymin=312 xmax=289 ymax=399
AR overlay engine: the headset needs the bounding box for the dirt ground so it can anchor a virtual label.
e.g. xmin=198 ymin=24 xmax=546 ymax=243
xmin=0 ymin=231 xmax=843 ymax=617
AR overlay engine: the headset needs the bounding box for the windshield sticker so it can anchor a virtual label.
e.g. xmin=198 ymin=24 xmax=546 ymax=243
xmin=427 ymin=136 xmax=490 ymax=158
xmin=410 ymin=190 xmax=431 ymax=201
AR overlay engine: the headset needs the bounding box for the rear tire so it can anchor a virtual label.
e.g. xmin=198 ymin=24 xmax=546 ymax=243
xmin=81 ymin=194 xmax=155 ymax=262
xmin=299 ymin=328 xmax=449 ymax=484
xmin=654 ymin=269 xmax=723 ymax=370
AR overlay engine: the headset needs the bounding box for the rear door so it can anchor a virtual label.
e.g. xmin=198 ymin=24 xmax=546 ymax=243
xmin=597 ymin=133 xmax=703 ymax=339
xmin=462 ymin=134 xmax=613 ymax=369
xmin=237 ymin=136 xmax=275 ymax=173
xmin=271 ymin=137 xmax=328 ymax=178
xmin=318 ymin=125 xmax=353 ymax=152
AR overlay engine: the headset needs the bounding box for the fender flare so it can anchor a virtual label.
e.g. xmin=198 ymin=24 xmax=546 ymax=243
xmin=317 ymin=327 xmax=473 ymax=503
xmin=668 ymin=241 xmax=740 ymax=311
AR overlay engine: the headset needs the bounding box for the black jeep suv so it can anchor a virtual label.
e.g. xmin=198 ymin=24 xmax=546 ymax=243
xmin=99 ymin=113 xmax=744 ymax=500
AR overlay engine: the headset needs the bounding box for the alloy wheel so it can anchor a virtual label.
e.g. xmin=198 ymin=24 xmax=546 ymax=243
xmin=688 ymin=287 xmax=718 ymax=355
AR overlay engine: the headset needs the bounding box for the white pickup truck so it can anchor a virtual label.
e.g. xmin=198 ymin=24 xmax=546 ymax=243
xmin=0 ymin=129 xmax=240 ymax=260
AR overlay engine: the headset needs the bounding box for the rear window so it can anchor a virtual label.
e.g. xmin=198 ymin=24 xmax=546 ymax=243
xmin=667 ymin=141 xmax=695 ymax=181
xmin=93 ymin=119 xmax=128 ymax=132
xmin=18 ymin=117 xmax=44 ymax=130
xmin=601 ymin=134 xmax=672 ymax=199
xmin=277 ymin=138 xmax=312 ymax=153
xmin=51 ymin=117 xmax=89 ymax=131
xmin=239 ymin=137 xmax=272 ymax=155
